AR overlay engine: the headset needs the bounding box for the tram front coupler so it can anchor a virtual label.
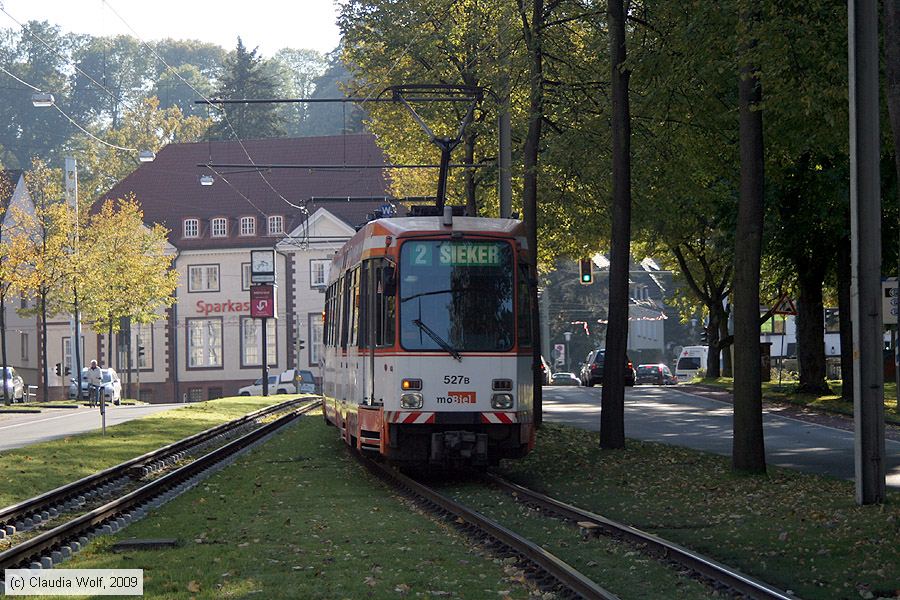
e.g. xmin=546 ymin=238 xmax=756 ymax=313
xmin=430 ymin=430 xmax=489 ymax=465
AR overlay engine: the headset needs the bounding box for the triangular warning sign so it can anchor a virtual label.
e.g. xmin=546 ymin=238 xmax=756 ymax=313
xmin=772 ymin=293 xmax=798 ymax=315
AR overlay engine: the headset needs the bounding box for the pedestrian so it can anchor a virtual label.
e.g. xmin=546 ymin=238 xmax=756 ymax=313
xmin=86 ymin=360 xmax=103 ymax=407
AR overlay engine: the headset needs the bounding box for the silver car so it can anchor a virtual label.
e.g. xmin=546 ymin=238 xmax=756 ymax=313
xmin=69 ymin=368 xmax=122 ymax=405
xmin=2 ymin=366 xmax=25 ymax=402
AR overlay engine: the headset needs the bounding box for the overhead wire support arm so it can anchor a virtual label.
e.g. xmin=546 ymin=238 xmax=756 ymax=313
xmin=197 ymin=163 xmax=491 ymax=171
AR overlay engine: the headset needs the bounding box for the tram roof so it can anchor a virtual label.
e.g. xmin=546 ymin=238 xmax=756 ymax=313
xmin=364 ymin=216 xmax=526 ymax=237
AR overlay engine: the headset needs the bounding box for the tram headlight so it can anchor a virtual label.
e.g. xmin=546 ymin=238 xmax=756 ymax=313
xmin=491 ymin=393 xmax=514 ymax=409
xmin=400 ymin=393 xmax=424 ymax=409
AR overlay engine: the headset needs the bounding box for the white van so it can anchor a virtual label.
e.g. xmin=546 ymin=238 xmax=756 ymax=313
xmin=675 ymin=346 xmax=708 ymax=382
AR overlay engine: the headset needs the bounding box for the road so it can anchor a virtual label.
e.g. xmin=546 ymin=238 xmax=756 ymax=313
xmin=0 ymin=404 xmax=180 ymax=452
xmin=542 ymin=384 xmax=900 ymax=488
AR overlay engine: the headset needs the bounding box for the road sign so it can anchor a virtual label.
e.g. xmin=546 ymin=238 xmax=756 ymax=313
xmin=772 ymin=293 xmax=798 ymax=316
xmin=250 ymin=284 xmax=276 ymax=318
xmin=884 ymin=279 xmax=898 ymax=325
xmin=554 ymin=343 xmax=565 ymax=361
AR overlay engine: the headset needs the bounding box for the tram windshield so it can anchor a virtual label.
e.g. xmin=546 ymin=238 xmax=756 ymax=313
xmin=399 ymin=240 xmax=515 ymax=353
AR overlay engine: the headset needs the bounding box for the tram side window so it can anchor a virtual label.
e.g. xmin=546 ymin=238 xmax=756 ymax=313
xmin=358 ymin=262 xmax=369 ymax=348
xmin=348 ymin=268 xmax=360 ymax=347
xmin=340 ymin=274 xmax=350 ymax=350
xmin=374 ymin=261 xmax=395 ymax=347
xmin=517 ymin=263 xmax=533 ymax=347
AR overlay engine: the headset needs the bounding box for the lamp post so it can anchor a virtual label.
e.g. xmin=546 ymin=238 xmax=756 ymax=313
xmin=563 ymin=331 xmax=572 ymax=372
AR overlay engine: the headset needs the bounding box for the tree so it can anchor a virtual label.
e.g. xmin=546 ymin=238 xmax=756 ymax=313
xmin=209 ymin=38 xmax=286 ymax=140
xmin=78 ymin=197 xmax=178 ymax=365
xmin=732 ymin=0 xmax=767 ymax=474
xmin=271 ymin=48 xmax=329 ymax=136
xmin=599 ymin=0 xmax=631 ymax=449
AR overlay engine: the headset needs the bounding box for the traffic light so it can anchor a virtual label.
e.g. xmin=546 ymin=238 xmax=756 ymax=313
xmin=65 ymin=366 xmax=71 ymax=376
xmin=137 ymin=345 xmax=145 ymax=358
xmin=55 ymin=363 xmax=61 ymax=377
xmin=297 ymin=339 xmax=306 ymax=351
xmin=579 ymin=259 xmax=593 ymax=285
xmin=700 ymin=328 xmax=709 ymax=345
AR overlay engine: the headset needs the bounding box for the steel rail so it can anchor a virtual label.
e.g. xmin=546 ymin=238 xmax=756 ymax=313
xmin=487 ymin=474 xmax=795 ymax=600
xmin=0 ymin=401 xmax=321 ymax=572
xmin=361 ymin=459 xmax=619 ymax=600
xmin=0 ymin=398 xmax=310 ymax=531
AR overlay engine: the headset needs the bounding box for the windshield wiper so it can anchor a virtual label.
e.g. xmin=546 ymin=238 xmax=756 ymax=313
xmin=412 ymin=319 xmax=462 ymax=362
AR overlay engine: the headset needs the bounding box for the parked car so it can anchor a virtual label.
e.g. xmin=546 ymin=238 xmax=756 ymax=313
xmin=238 ymin=369 xmax=318 ymax=396
xmin=2 ymin=366 xmax=25 ymax=402
xmin=550 ymin=372 xmax=580 ymax=386
xmin=68 ymin=367 xmax=122 ymax=405
xmin=635 ymin=363 xmax=678 ymax=386
xmin=675 ymin=346 xmax=708 ymax=382
xmin=540 ymin=356 xmax=552 ymax=385
xmin=579 ymin=349 xmax=635 ymax=387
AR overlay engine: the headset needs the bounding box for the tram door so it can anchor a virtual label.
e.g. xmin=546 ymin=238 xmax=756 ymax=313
xmin=360 ymin=261 xmax=375 ymax=405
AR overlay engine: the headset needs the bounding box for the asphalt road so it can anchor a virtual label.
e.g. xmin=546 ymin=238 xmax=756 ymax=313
xmin=542 ymin=384 xmax=900 ymax=488
xmin=0 ymin=404 xmax=180 ymax=452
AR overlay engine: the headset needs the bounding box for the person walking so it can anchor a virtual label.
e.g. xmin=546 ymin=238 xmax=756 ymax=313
xmin=86 ymin=360 xmax=103 ymax=407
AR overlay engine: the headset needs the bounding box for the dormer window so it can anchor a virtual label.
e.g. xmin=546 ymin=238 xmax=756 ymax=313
xmin=240 ymin=216 xmax=256 ymax=236
xmin=211 ymin=217 xmax=228 ymax=238
xmin=268 ymin=215 xmax=284 ymax=235
xmin=183 ymin=218 xmax=199 ymax=238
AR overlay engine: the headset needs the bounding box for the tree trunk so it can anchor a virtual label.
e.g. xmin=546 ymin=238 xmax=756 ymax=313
xmin=837 ymin=234 xmax=854 ymax=401
xmin=107 ymin=316 xmax=114 ymax=367
xmin=1 ymin=290 xmax=8 ymax=405
xmin=464 ymin=131 xmax=478 ymax=216
xmin=706 ymin=316 xmax=722 ymax=379
xmin=600 ymin=0 xmax=631 ymax=450
xmin=883 ymin=0 xmax=900 ymax=413
xmin=732 ymin=2 xmax=767 ymax=473
xmin=720 ymin=307 xmax=733 ymax=377
xmin=796 ymin=265 xmax=831 ymax=394
xmin=521 ymin=0 xmax=544 ymax=426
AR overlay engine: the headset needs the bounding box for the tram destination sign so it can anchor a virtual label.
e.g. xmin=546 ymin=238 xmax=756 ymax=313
xmin=410 ymin=242 xmax=504 ymax=267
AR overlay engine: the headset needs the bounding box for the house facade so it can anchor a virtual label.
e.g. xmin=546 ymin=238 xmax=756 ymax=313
xmin=2 ymin=135 xmax=397 ymax=402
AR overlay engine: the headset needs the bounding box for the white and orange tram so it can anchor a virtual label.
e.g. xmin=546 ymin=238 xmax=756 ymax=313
xmin=321 ymin=211 xmax=536 ymax=467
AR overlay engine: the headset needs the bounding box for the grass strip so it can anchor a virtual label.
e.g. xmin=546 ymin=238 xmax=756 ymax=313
xmin=51 ymin=415 xmax=536 ymax=600
xmin=695 ymin=378 xmax=900 ymax=425
xmin=0 ymin=396 xmax=297 ymax=508
xmin=437 ymin=479 xmax=717 ymax=599
xmin=496 ymin=424 xmax=900 ymax=600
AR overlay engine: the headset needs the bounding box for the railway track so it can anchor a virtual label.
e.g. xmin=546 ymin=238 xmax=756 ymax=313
xmin=361 ymin=456 xmax=796 ymax=600
xmin=0 ymin=398 xmax=321 ymax=589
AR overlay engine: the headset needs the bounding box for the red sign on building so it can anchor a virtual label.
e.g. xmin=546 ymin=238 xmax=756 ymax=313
xmin=250 ymin=284 xmax=276 ymax=318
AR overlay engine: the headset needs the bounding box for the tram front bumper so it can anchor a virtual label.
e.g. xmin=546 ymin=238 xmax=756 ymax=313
xmin=430 ymin=430 xmax=489 ymax=465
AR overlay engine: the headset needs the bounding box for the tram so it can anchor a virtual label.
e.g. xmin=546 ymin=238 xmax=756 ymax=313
xmin=321 ymin=209 xmax=535 ymax=467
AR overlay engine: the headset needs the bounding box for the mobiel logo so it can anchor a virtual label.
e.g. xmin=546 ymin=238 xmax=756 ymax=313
xmin=196 ymin=300 xmax=251 ymax=316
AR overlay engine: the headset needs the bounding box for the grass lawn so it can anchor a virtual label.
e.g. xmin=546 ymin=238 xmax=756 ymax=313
xmin=497 ymin=425 xmax=900 ymax=600
xmin=695 ymin=377 xmax=900 ymax=425
xmin=0 ymin=396 xmax=295 ymax=508
xmin=50 ymin=415 xmax=535 ymax=600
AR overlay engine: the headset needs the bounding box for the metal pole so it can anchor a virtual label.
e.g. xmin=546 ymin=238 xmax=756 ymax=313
xmin=100 ymin=390 xmax=106 ymax=435
xmin=849 ymin=0 xmax=886 ymax=504
xmin=262 ymin=317 xmax=269 ymax=397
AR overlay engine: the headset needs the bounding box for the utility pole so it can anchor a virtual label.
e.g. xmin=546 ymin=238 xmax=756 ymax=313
xmin=64 ymin=158 xmax=82 ymax=396
xmin=848 ymin=0 xmax=886 ymax=504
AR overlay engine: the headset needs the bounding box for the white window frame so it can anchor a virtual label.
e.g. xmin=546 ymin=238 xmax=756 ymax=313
xmin=188 ymin=264 xmax=220 ymax=292
xmin=308 ymin=312 xmax=323 ymax=367
xmin=240 ymin=216 xmax=256 ymax=236
xmin=183 ymin=218 xmax=199 ymax=238
xmin=267 ymin=215 xmax=284 ymax=235
xmin=240 ymin=317 xmax=277 ymax=367
xmin=187 ymin=318 xmax=223 ymax=368
xmin=20 ymin=333 xmax=28 ymax=362
xmin=241 ymin=262 xmax=252 ymax=291
xmin=211 ymin=217 xmax=227 ymax=238
xmin=132 ymin=323 xmax=153 ymax=370
xmin=310 ymin=259 xmax=330 ymax=288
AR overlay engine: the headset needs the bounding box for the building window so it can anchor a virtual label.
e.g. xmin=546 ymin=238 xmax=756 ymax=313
xmin=240 ymin=216 xmax=256 ymax=236
xmin=132 ymin=323 xmax=153 ymax=370
xmin=188 ymin=264 xmax=220 ymax=292
xmin=20 ymin=333 xmax=28 ymax=362
xmin=310 ymin=259 xmax=330 ymax=288
xmin=183 ymin=218 xmax=199 ymax=238
xmin=309 ymin=312 xmax=323 ymax=367
xmin=240 ymin=317 xmax=277 ymax=367
xmin=61 ymin=337 xmax=85 ymax=375
xmin=211 ymin=217 xmax=227 ymax=238
xmin=187 ymin=318 xmax=223 ymax=368
xmin=268 ymin=215 xmax=284 ymax=235
xmin=241 ymin=263 xmax=252 ymax=291
xmin=824 ymin=308 xmax=840 ymax=333
xmin=19 ymin=292 xmax=27 ymax=309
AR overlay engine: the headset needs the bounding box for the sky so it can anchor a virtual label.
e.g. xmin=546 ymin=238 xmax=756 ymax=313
xmin=0 ymin=0 xmax=342 ymax=56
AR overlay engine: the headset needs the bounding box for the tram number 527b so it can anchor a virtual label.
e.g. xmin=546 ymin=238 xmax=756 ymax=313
xmin=443 ymin=375 xmax=470 ymax=385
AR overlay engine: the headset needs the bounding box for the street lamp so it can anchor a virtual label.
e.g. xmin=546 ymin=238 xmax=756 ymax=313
xmin=138 ymin=150 xmax=155 ymax=163
xmin=563 ymin=331 xmax=572 ymax=372
xmin=199 ymin=174 xmax=214 ymax=186
xmin=31 ymin=92 xmax=54 ymax=107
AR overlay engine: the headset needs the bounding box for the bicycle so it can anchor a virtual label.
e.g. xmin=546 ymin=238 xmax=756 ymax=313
xmin=88 ymin=383 xmax=102 ymax=408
